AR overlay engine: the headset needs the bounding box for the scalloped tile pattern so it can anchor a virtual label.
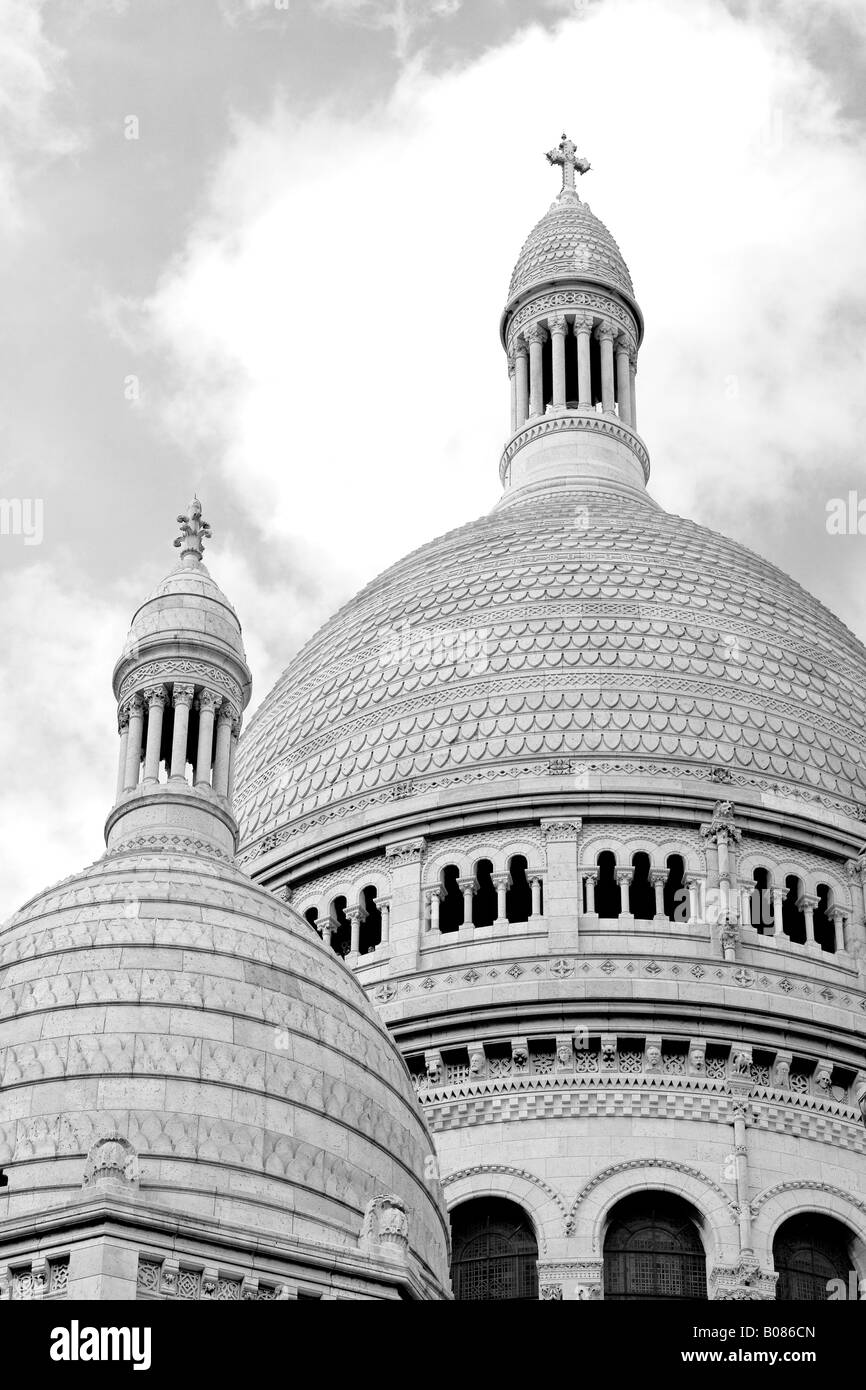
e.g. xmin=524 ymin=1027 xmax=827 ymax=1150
xmin=507 ymin=196 xmax=636 ymax=303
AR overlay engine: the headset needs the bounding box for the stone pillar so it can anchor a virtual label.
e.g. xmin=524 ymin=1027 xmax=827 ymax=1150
xmin=195 ymin=691 xmax=221 ymax=787
xmin=541 ymin=819 xmax=582 ymax=951
xmin=142 ymin=686 xmax=167 ymax=784
xmin=212 ymin=704 xmax=234 ymax=796
xmin=549 ymin=314 xmax=567 ymax=408
xmin=829 ymin=905 xmax=845 ymax=953
xmin=116 ymin=705 xmax=130 ymax=801
xmin=615 ymin=868 xmax=633 ymax=924
xmin=798 ymin=894 xmax=819 ymax=945
xmin=428 ymin=887 xmax=441 ymax=933
xmin=514 ymin=340 xmax=529 ymax=426
xmin=686 ymin=878 xmax=700 ymax=923
xmin=348 ymin=906 xmax=361 ymax=957
xmin=730 ymin=1094 xmax=754 ymax=1265
xmin=379 ymin=898 xmax=391 ymax=943
xmin=596 ymin=323 xmax=616 ymax=413
xmin=508 ymin=347 xmax=517 ymax=433
xmin=169 ymin=683 xmax=195 ymax=781
xmin=584 ymin=871 xmax=597 ymax=915
xmin=227 ymin=718 xmax=240 ymax=803
xmin=629 ymin=352 xmax=637 ymax=430
xmin=650 ymin=869 xmax=667 ymax=920
xmin=771 ymin=886 xmax=787 ymax=938
xmin=526 ymin=323 xmax=547 ymax=418
xmin=458 ymin=877 xmax=475 ymax=927
xmin=320 ymin=916 xmax=333 ymax=950
xmin=529 ymin=876 xmax=542 ymax=919
xmin=738 ymin=881 xmax=752 ymax=928
xmin=123 ymin=693 xmax=145 ymax=791
xmin=384 ymin=838 xmax=426 ymax=973
xmin=574 ymin=314 xmax=593 ymax=406
xmin=493 ymin=873 xmax=509 ymax=925
xmin=615 ymin=337 xmax=632 ymax=425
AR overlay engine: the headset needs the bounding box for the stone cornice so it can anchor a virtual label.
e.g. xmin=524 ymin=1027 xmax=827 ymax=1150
xmin=499 ymin=410 xmax=650 ymax=486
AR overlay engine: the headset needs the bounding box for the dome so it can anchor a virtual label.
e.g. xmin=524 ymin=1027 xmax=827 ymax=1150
xmin=120 ymin=561 xmax=247 ymax=667
xmin=507 ymin=196 xmax=636 ymax=307
xmin=0 ymin=843 xmax=450 ymax=1293
xmin=236 ymin=484 xmax=866 ymax=866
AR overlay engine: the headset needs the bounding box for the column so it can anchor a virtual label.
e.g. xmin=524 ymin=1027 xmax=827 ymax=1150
xmin=493 ymin=873 xmax=508 ymax=924
xmin=629 ymin=352 xmax=637 ymax=430
xmin=529 ymin=876 xmax=542 ymax=919
xmin=320 ymin=917 xmax=333 ymax=950
xmin=615 ymin=337 xmax=632 ymax=425
xmin=458 ymin=877 xmax=475 ymax=927
xmin=123 ymin=693 xmax=145 ymax=791
xmin=798 ymin=894 xmax=818 ymax=945
xmin=169 ymin=683 xmax=195 ymax=781
xmin=615 ymin=868 xmax=633 ymax=920
xmin=596 ymin=323 xmax=616 ymax=413
xmin=427 ymin=888 xmax=441 ymax=933
xmin=650 ymin=870 xmax=667 ymax=919
xmin=515 ymin=340 xmax=529 ymax=426
xmin=379 ymin=899 xmax=391 ymax=943
xmin=116 ymin=705 xmax=130 ymax=801
xmin=739 ymin=882 xmax=753 ymax=928
xmin=526 ymin=323 xmax=547 ymax=418
xmin=142 ymin=686 xmax=167 ymax=784
xmin=686 ymin=878 xmax=700 ymax=923
xmin=195 ymin=690 xmax=221 ymax=787
xmin=508 ymin=348 xmax=517 ymax=433
xmin=771 ymin=886 xmax=787 ymax=938
xmin=227 ymin=718 xmax=240 ymax=803
xmin=574 ymin=314 xmax=593 ymax=406
xmin=584 ymin=872 xmax=597 ymax=914
xmin=549 ymin=314 xmax=567 ymax=408
xmin=348 ymin=907 xmax=361 ymax=957
xmin=731 ymin=1100 xmax=754 ymax=1260
xmin=829 ymin=906 xmax=845 ymax=953
xmin=213 ymin=705 xmax=234 ymax=796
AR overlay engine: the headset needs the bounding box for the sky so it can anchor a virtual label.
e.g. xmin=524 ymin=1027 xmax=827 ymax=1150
xmin=1 ymin=0 xmax=865 ymax=919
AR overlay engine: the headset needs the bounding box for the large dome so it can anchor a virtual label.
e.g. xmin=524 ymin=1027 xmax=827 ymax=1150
xmin=236 ymin=483 xmax=866 ymax=868
xmin=507 ymin=196 xmax=636 ymax=306
xmin=0 ymin=844 xmax=450 ymax=1291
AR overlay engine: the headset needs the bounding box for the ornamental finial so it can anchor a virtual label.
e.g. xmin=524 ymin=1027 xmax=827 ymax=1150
xmin=174 ymin=495 xmax=212 ymax=565
xmin=545 ymin=132 xmax=591 ymax=199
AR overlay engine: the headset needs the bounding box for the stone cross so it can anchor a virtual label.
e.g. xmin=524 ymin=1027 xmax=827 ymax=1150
xmin=545 ymin=133 xmax=591 ymax=195
xmin=174 ymin=496 xmax=212 ymax=563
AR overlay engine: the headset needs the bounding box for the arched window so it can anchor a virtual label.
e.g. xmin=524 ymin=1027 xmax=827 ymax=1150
xmin=603 ymin=1193 xmax=708 ymax=1301
xmin=782 ymin=875 xmax=806 ymax=944
xmin=450 ymin=1197 xmax=539 ymax=1302
xmin=329 ymin=896 xmax=350 ymax=957
xmin=439 ymin=865 xmax=463 ymax=933
xmin=359 ymin=885 xmax=381 ymax=954
xmin=303 ymin=906 xmax=318 ymax=929
xmin=473 ymin=859 xmax=497 ymax=928
xmin=774 ymin=1214 xmax=855 ymax=1301
xmin=664 ymin=855 xmax=687 ymax=923
xmin=506 ymin=855 xmax=532 ymax=923
xmin=813 ymin=884 xmax=835 ymax=954
xmin=750 ymin=867 xmax=772 ymax=934
xmin=595 ymin=851 xmax=621 ymax=919
xmin=629 ymin=852 xmax=654 ymax=921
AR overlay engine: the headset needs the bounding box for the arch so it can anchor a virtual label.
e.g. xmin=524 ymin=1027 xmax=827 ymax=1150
xmin=750 ymin=1181 xmax=866 ymax=1281
xmin=302 ymin=905 xmax=319 ymax=929
xmin=594 ymin=849 xmax=621 ymax=919
xmin=664 ymin=853 xmax=687 ymax=923
xmin=424 ymin=849 xmax=472 ymax=884
xmin=505 ymin=854 xmax=533 ymax=923
xmin=568 ymin=1159 xmax=738 ymax=1263
xmin=358 ymin=884 xmax=382 ymax=954
xmin=472 ymin=858 xmax=497 ymax=928
xmin=442 ymin=1165 xmax=566 ymax=1256
xmin=773 ymin=1212 xmax=857 ymax=1301
xmin=748 ymin=865 xmax=773 ymax=934
xmin=629 ymin=851 xmax=655 ymax=921
xmin=781 ymin=873 xmax=806 ymax=944
xmin=438 ymin=863 xmax=463 ymax=933
xmin=603 ymin=1191 xmax=708 ymax=1300
xmin=449 ymin=1195 xmax=539 ymax=1302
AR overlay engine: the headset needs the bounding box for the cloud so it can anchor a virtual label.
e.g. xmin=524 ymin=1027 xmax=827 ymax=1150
xmin=135 ymin=0 xmax=866 ymax=650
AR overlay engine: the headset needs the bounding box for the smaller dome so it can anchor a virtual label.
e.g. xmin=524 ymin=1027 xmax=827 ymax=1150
xmin=507 ymin=194 xmax=635 ymax=305
xmin=120 ymin=561 xmax=247 ymax=666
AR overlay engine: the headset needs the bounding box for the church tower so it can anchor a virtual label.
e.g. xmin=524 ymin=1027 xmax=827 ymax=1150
xmin=235 ymin=139 xmax=866 ymax=1302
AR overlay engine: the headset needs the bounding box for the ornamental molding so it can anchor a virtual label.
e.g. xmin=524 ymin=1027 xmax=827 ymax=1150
xmin=442 ymin=1162 xmax=567 ymax=1240
xmin=499 ymin=412 xmax=650 ymax=485
xmin=507 ymin=289 xmax=638 ymax=346
xmin=385 ymin=837 xmax=426 ymax=866
xmin=119 ymin=659 xmax=242 ymax=711
xmin=108 ymin=831 xmax=232 ymax=862
xmin=750 ymin=1179 xmax=866 ymax=1219
xmin=708 ymin=1257 xmax=778 ymax=1301
xmin=540 ymin=818 xmax=582 ymax=842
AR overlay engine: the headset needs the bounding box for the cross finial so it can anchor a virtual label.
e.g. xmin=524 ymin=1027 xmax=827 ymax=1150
xmin=174 ymin=495 xmax=212 ymax=565
xmin=545 ymin=132 xmax=591 ymax=199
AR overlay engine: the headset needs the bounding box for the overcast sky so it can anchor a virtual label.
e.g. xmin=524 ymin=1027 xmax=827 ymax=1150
xmin=1 ymin=0 xmax=865 ymax=920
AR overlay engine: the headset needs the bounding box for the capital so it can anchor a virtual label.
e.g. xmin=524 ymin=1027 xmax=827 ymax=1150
xmin=217 ymin=702 xmax=236 ymax=725
xmin=649 ymin=869 xmax=668 ymax=886
xmin=172 ymin=683 xmax=196 ymax=708
xmin=525 ymin=322 xmax=548 ymax=346
xmin=614 ymin=868 xmax=633 ymax=886
xmin=143 ymin=685 xmax=168 ymax=709
xmin=117 ymin=706 xmax=130 ymax=733
xmin=197 ymin=690 xmax=223 ymax=714
xmin=547 ymin=313 xmax=568 ymax=335
xmin=492 ymin=873 xmax=510 ymax=890
xmin=572 ymin=313 xmax=594 ymax=334
xmin=457 ymin=877 xmax=477 ymax=895
xmin=513 ymin=336 xmax=529 ymax=358
xmin=595 ymin=322 xmax=617 ymax=343
xmin=796 ymin=894 xmax=820 ymax=912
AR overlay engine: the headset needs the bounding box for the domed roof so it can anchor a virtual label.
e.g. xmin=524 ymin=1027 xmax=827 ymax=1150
xmin=0 ymin=844 xmax=450 ymax=1290
xmin=120 ymin=560 xmax=247 ymax=665
xmin=236 ymin=485 xmax=866 ymax=864
xmin=507 ymin=195 xmax=636 ymax=306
